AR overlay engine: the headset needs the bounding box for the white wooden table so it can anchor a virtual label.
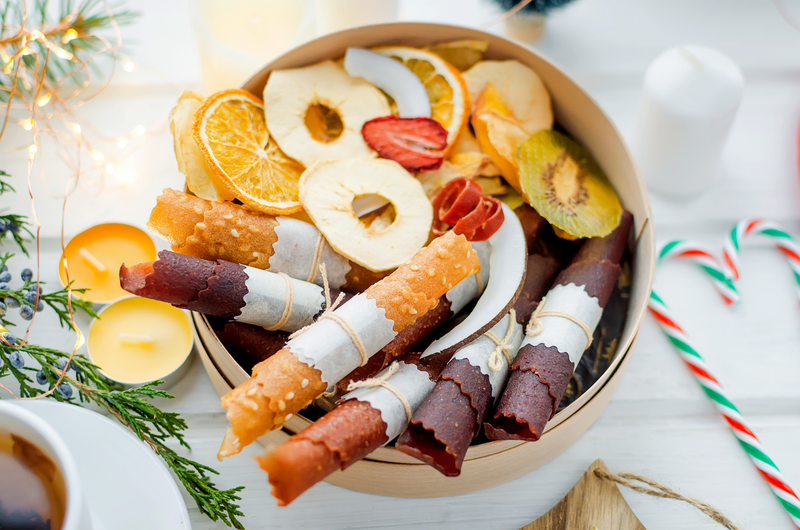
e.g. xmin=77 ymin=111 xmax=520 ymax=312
xmin=2 ymin=0 xmax=800 ymax=528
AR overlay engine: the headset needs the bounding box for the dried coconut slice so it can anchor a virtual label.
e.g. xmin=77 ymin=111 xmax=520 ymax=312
xmin=299 ymin=158 xmax=433 ymax=272
xmin=344 ymin=48 xmax=431 ymax=119
xmin=421 ymin=202 xmax=526 ymax=357
xmin=263 ymin=60 xmax=391 ymax=168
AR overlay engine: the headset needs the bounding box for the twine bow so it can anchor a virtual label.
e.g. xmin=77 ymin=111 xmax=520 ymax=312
xmin=346 ymin=362 xmax=412 ymax=421
xmin=525 ymin=295 xmax=594 ymax=349
xmin=289 ymin=263 xmax=370 ymax=367
xmin=486 ymin=309 xmax=517 ymax=372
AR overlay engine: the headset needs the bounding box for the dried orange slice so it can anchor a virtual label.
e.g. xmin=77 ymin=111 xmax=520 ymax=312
xmin=372 ymin=46 xmax=470 ymax=156
xmin=193 ymin=89 xmax=305 ymax=215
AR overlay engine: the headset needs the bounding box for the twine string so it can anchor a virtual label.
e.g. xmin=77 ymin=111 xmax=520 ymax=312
xmin=594 ymin=468 xmax=740 ymax=530
xmin=479 ymin=0 xmax=536 ymax=29
xmin=525 ymin=295 xmax=594 ymax=348
xmin=289 ymin=263 xmax=369 ymax=367
xmin=346 ymin=362 xmax=412 ymax=421
xmin=486 ymin=309 xmax=517 ymax=372
xmin=265 ymin=272 xmax=294 ymax=331
xmin=307 ymin=233 xmax=326 ymax=284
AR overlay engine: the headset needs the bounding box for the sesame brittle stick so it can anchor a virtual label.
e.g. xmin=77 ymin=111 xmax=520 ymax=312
xmin=218 ymin=232 xmax=480 ymax=458
xmin=147 ymin=189 xmax=388 ymax=292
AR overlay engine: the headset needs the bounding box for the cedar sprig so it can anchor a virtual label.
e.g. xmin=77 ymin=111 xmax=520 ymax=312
xmin=0 ymin=252 xmax=98 ymax=329
xmin=0 ymin=341 xmax=246 ymax=529
xmin=0 ymin=171 xmax=34 ymax=256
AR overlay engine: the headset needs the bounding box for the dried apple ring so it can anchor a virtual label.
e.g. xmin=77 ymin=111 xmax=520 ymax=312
xmin=299 ymin=158 xmax=433 ymax=272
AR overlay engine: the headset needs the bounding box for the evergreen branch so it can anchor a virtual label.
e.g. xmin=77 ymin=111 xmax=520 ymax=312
xmin=0 ymin=170 xmax=33 ymax=256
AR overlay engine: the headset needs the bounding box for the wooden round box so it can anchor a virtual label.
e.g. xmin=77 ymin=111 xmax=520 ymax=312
xmin=194 ymin=22 xmax=655 ymax=497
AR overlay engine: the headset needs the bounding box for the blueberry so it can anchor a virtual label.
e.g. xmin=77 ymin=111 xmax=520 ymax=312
xmin=0 ymin=283 xmax=8 ymax=291
xmin=0 ymin=264 xmax=6 ymax=273
xmin=28 ymin=283 xmax=41 ymax=294
xmin=55 ymin=359 xmax=68 ymax=372
xmin=21 ymin=269 xmax=33 ymax=282
xmin=0 ymin=271 xmax=10 ymax=283
xmin=36 ymin=370 xmax=48 ymax=385
xmin=2 ymin=332 xmax=16 ymax=345
xmin=23 ymin=291 xmax=38 ymax=304
xmin=5 ymin=296 xmax=19 ymax=308
xmin=0 ymin=301 xmax=5 ymax=316
xmin=8 ymin=222 xmax=19 ymax=234
xmin=0 ymin=221 xmax=6 ymax=237
xmin=19 ymin=305 xmax=33 ymax=320
xmin=36 ymin=301 xmax=43 ymax=312
xmin=56 ymin=383 xmax=72 ymax=399
xmin=9 ymin=351 xmax=24 ymax=369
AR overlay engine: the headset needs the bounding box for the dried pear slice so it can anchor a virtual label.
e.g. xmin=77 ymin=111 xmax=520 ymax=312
xmin=517 ymin=130 xmax=622 ymax=239
xmin=299 ymin=158 xmax=433 ymax=272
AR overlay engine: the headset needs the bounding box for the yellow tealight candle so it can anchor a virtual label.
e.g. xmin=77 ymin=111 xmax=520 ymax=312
xmin=59 ymin=223 xmax=156 ymax=304
xmin=87 ymin=297 xmax=193 ymax=386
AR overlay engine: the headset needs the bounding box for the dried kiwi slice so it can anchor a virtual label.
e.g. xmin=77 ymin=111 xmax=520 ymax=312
xmin=517 ymin=130 xmax=622 ymax=239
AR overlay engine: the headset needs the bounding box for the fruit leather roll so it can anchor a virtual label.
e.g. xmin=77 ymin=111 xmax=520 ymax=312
xmin=120 ymin=250 xmax=341 ymax=333
xmin=147 ymin=188 xmax=388 ymax=292
xmin=257 ymin=357 xmax=437 ymax=505
xmin=212 ymin=320 xmax=288 ymax=375
xmin=485 ymin=211 xmax=633 ymax=441
xmin=395 ymin=253 xmax=560 ymax=476
xmin=219 ymin=232 xmax=480 ymax=458
xmin=336 ymin=241 xmax=492 ymax=391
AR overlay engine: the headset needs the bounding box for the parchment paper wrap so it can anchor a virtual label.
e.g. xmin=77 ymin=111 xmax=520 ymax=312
xmin=486 ymin=211 xmax=633 ymax=442
xmin=119 ymin=250 xmax=330 ymax=333
xmin=270 ymin=217 xmax=350 ymax=288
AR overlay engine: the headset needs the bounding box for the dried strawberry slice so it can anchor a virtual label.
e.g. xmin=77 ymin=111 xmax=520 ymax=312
xmin=432 ymin=177 xmax=505 ymax=241
xmin=362 ymin=116 xmax=448 ymax=171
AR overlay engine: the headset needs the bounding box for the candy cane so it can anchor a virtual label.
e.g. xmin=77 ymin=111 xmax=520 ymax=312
xmin=652 ymin=242 xmax=800 ymax=529
xmin=723 ymin=218 xmax=800 ymax=304
xmin=658 ymin=240 xmax=739 ymax=305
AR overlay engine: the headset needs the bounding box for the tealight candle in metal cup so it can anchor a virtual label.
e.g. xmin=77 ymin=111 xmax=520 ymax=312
xmin=86 ymin=296 xmax=194 ymax=389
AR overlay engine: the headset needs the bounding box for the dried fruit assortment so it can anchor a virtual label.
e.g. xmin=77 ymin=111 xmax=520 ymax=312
xmin=150 ymin=37 xmax=631 ymax=505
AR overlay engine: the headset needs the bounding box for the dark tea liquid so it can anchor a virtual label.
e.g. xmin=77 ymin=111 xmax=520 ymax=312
xmin=0 ymin=429 xmax=66 ymax=530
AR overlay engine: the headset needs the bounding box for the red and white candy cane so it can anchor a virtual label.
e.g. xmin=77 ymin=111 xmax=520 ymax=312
xmin=652 ymin=240 xmax=800 ymax=528
xmin=657 ymin=240 xmax=740 ymax=305
xmin=723 ymin=218 xmax=800 ymax=304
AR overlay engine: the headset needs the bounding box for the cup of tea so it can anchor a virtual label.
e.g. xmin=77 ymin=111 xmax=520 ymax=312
xmin=0 ymin=401 xmax=93 ymax=530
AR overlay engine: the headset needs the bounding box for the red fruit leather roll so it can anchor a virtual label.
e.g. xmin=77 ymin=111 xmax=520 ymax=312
xmin=120 ymin=250 xmax=336 ymax=333
xmin=486 ymin=211 xmax=634 ymax=442
xmin=256 ymin=399 xmax=389 ymax=506
xmin=394 ymin=254 xmax=560 ymax=476
xmin=214 ymin=322 xmax=289 ymax=375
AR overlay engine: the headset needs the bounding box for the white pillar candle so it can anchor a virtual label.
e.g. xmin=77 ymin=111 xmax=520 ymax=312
xmin=313 ymin=0 xmax=398 ymax=36
xmin=634 ymin=45 xmax=744 ymax=198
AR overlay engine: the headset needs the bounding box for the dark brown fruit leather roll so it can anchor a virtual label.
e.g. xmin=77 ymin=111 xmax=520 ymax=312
xmin=213 ymin=321 xmax=289 ymax=374
xmin=485 ymin=211 xmax=634 ymax=442
xmin=394 ymin=254 xmax=560 ymax=476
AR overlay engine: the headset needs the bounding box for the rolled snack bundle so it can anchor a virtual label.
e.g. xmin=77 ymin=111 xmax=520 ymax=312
xmin=212 ymin=321 xmax=289 ymax=375
xmin=395 ymin=254 xmax=560 ymax=476
xmin=147 ymin=188 xmax=388 ymax=292
xmin=336 ymin=241 xmax=492 ymax=391
xmin=219 ymin=232 xmax=480 ymax=458
xmin=120 ymin=250 xmax=343 ymax=333
xmin=257 ymin=357 xmax=436 ymax=505
xmin=485 ymin=211 xmax=633 ymax=441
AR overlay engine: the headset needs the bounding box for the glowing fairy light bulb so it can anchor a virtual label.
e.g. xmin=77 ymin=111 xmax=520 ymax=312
xmin=21 ymin=118 xmax=33 ymax=131
xmin=54 ymin=47 xmax=74 ymax=60
xmin=117 ymin=139 xmax=127 ymax=148
xmin=105 ymin=163 xmax=114 ymax=174
xmin=62 ymin=29 xmax=78 ymax=44
xmin=72 ymin=123 xmax=81 ymax=134
xmin=134 ymin=125 xmax=145 ymax=136
xmin=28 ymin=144 xmax=38 ymax=160
xmin=37 ymin=94 xmax=51 ymax=107
xmin=123 ymin=60 xmax=135 ymax=72
xmin=91 ymin=150 xmax=105 ymax=161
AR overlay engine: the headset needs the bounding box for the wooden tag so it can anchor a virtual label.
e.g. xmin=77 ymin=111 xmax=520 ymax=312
xmin=519 ymin=459 xmax=645 ymax=530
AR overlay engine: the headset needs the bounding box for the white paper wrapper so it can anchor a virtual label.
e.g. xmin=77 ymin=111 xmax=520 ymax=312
xmin=445 ymin=241 xmax=491 ymax=314
xmin=288 ymin=293 xmax=398 ymax=385
xmin=345 ymin=361 xmax=435 ymax=441
xmin=270 ymin=217 xmax=350 ymax=288
xmin=236 ymin=267 xmax=326 ymax=332
xmin=453 ymin=313 xmax=524 ymax=399
xmin=524 ymin=283 xmax=603 ymax=366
